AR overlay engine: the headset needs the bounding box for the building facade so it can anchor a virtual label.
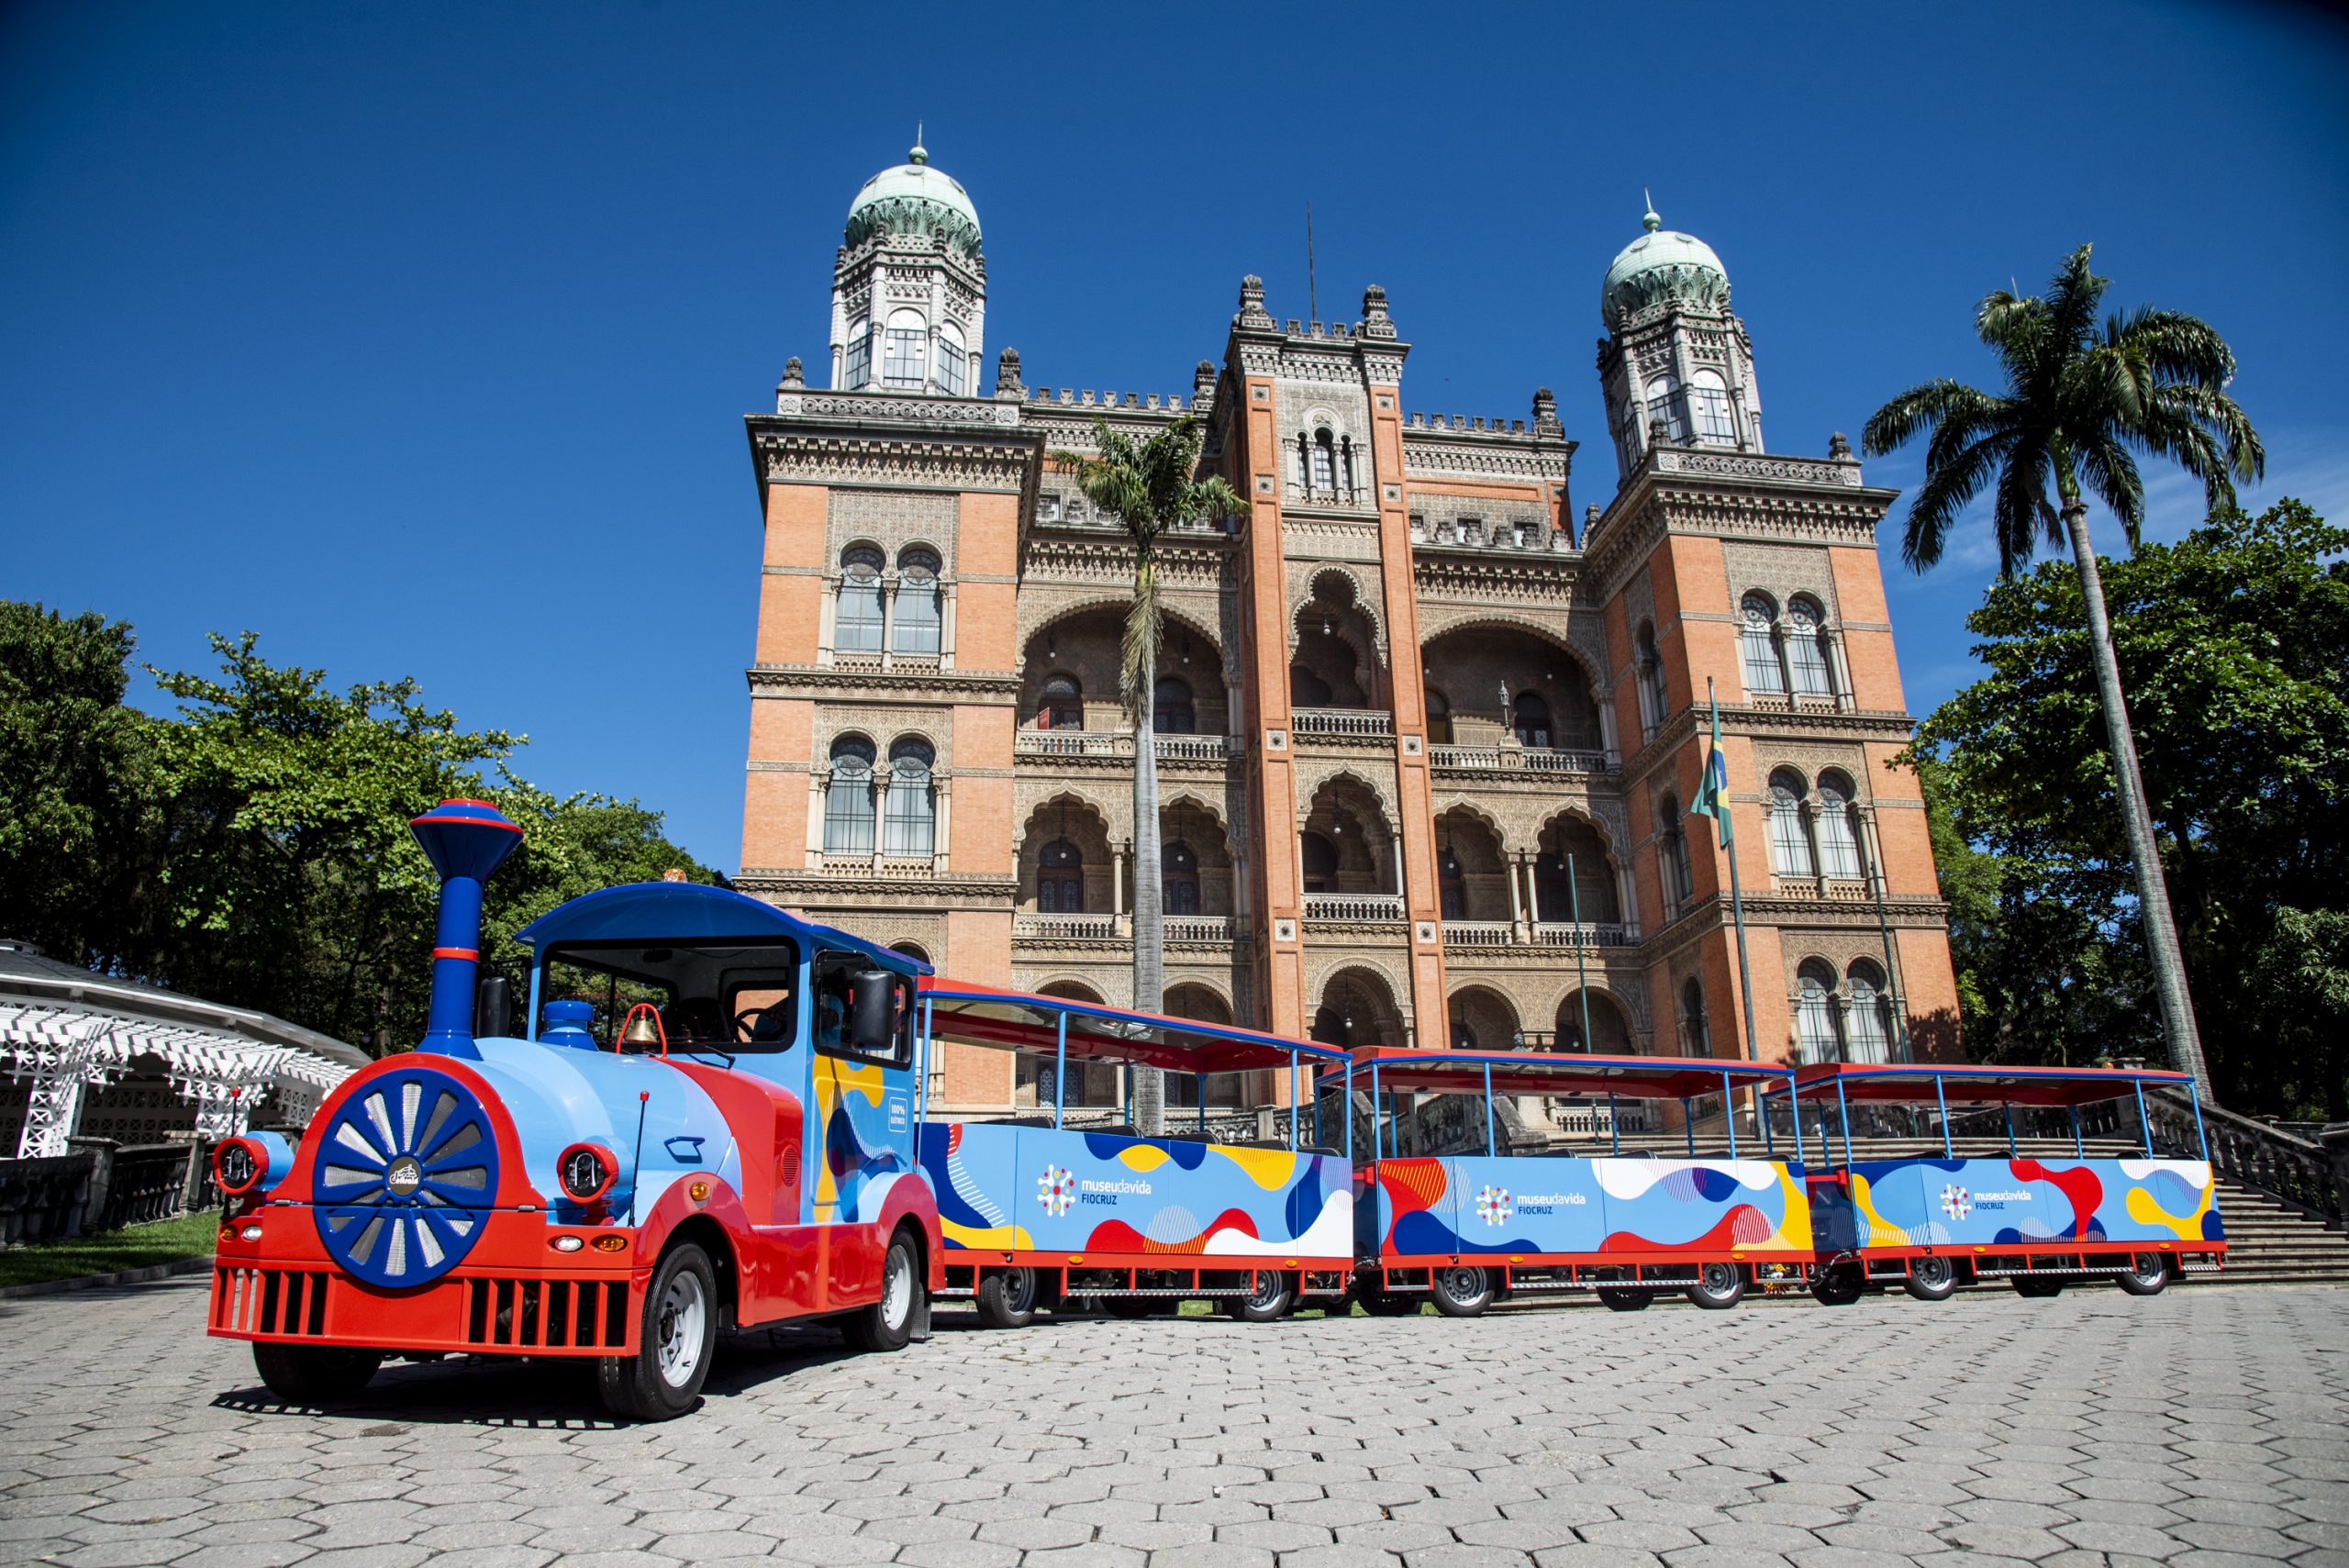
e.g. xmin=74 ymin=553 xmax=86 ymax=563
xmin=737 ymin=148 xmax=1959 ymax=1117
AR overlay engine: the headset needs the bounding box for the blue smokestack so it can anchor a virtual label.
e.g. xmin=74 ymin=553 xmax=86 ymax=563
xmin=409 ymin=798 xmax=522 ymax=1059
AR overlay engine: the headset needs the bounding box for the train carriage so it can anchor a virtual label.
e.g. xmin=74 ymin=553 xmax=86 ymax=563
xmin=1779 ymin=1062 xmax=2226 ymax=1303
xmin=208 ymin=801 xmax=942 ymax=1420
xmin=1334 ymin=1048 xmax=1815 ymax=1315
xmin=915 ymin=984 xmax=1353 ymax=1324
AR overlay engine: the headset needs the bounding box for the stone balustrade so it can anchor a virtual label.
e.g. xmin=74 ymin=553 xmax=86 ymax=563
xmin=1429 ymin=744 xmax=1614 ymax=774
xmin=1291 ymin=708 xmax=1394 ymax=740
xmin=1302 ymin=893 xmax=1406 ymax=923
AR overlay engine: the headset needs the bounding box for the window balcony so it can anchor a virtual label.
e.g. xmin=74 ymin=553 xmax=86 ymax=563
xmin=1428 ymin=743 xmax=1616 ymax=775
xmin=1772 ymin=875 xmax=1876 ymax=902
xmin=1013 ymin=732 xmax=1241 ymax=764
xmin=1302 ymin=893 xmax=1407 ymax=923
xmin=1014 ymin=913 xmax=1119 ymax=941
xmin=1440 ymin=920 xmax=1638 ymax=951
xmin=1163 ymin=915 xmax=1236 ymax=943
xmin=1292 ymin=708 xmax=1393 ymax=740
xmin=817 ymin=852 xmax=941 ymax=878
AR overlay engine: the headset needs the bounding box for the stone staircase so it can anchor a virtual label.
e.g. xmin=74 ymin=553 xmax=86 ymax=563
xmin=2205 ymin=1175 xmax=2349 ymax=1285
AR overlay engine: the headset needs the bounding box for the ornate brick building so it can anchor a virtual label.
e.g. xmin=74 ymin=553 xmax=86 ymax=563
xmin=736 ymin=146 xmax=1958 ymax=1117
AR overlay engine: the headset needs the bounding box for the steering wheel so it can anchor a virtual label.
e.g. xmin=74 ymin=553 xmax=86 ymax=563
xmin=735 ymin=1006 xmax=785 ymax=1044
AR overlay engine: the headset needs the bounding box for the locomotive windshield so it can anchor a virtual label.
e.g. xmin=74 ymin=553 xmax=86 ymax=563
xmin=540 ymin=938 xmax=801 ymax=1053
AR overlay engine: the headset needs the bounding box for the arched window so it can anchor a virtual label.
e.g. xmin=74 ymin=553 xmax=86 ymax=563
xmin=1163 ymin=840 xmax=1199 ymax=915
xmin=882 ymin=309 xmax=927 ymax=389
xmin=823 ymin=736 xmax=876 ymax=854
xmin=888 ymin=941 xmax=930 ymax=965
xmin=1688 ymin=369 xmax=1736 ymax=444
xmin=1658 ymin=793 xmax=1693 ymax=906
xmin=935 ymin=322 xmax=966 ymax=397
xmin=841 ymin=316 xmax=870 ymax=388
xmin=1038 ymin=674 xmax=1082 ymax=731
xmin=1786 ymin=596 xmax=1834 ymax=696
xmin=1533 ymin=852 xmax=1570 ymax=924
xmin=1310 ymin=428 xmax=1337 ymax=490
xmin=893 ymin=547 xmax=942 ymax=655
xmin=836 ymin=546 xmax=885 ymax=653
xmin=1438 ymin=838 xmax=1466 ymax=919
xmin=1424 ymin=687 xmax=1453 ymax=745
xmin=1450 ymin=1016 xmax=1477 ymax=1051
xmin=1767 ymin=768 xmax=1817 ymax=878
xmin=1680 ymin=976 xmax=1710 ymax=1054
xmin=1795 ymin=959 xmax=1844 ymax=1064
xmin=882 ymin=739 xmax=935 ymax=856
xmin=1512 ymin=691 xmax=1553 ymax=749
xmin=1741 ymin=593 xmax=1787 ymax=695
xmin=1152 ymin=676 xmax=1195 ymax=734
xmin=1037 ymin=838 xmax=1084 ymax=913
xmin=1289 ymin=663 xmax=1334 ymax=707
xmin=1815 ymin=770 xmax=1865 ymax=879
xmin=1309 ymin=1006 xmax=1348 ymax=1049
xmin=1644 ymin=373 xmax=1690 ymax=444
xmin=1300 ymin=832 xmax=1339 ymax=894
xmin=1846 ymin=959 xmax=1893 ymax=1064
xmin=1636 ymin=623 xmax=1667 ymax=740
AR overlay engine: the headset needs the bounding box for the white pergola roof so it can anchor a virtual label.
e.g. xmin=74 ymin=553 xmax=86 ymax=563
xmin=2 ymin=941 xmax=363 ymax=1157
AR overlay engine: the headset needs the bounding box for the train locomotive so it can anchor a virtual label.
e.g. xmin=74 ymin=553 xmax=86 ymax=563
xmin=207 ymin=800 xmax=940 ymax=1420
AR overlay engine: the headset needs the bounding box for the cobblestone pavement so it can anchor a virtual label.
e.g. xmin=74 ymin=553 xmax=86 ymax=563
xmin=2 ymin=1277 xmax=2344 ymax=1568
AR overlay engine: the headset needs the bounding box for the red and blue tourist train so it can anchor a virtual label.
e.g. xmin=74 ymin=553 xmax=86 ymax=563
xmin=205 ymin=801 xmax=2225 ymax=1421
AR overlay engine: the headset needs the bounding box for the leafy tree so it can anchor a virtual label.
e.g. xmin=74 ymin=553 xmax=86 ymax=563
xmin=0 ymin=604 xmax=160 ymax=972
xmin=1052 ymin=416 xmax=1245 ymax=1133
xmin=1865 ymin=244 xmax=2263 ymax=1098
xmin=1907 ymin=500 xmax=2348 ymax=1117
xmin=1 ymin=610 xmax=718 ymax=1056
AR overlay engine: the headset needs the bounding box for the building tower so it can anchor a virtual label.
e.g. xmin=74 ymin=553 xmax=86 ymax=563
xmin=1596 ymin=202 xmax=1765 ymax=484
xmin=829 ymin=138 xmax=986 ymax=397
xmin=1583 ymin=205 xmax=1959 ymax=1069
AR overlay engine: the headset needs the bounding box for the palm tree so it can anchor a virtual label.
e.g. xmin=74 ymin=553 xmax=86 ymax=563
xmin=1864 ymin=244 xmax=2262 ymax=1099
xmin=1052 ymin=415 xmax=1245 ymax=1134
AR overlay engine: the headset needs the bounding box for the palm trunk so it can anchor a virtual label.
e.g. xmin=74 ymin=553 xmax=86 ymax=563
xmin=1130 ymin=656 xmax=1165 ymax=1136
xmin=2061 ymin=501 xmax=2213 ymax=1101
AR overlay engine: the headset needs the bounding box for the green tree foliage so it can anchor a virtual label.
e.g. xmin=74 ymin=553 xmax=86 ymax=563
xmin=0 ymin=605 xmax=158 ymax=972
xmin=1908 ymin=500 xmax=2349 ymax=1116
xmin=0 ymin=613 xmax=715 ymax=1055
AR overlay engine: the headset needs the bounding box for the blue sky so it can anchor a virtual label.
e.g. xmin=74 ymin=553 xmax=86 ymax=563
xmin=6 ymin=1 xmax=2345 ymax=873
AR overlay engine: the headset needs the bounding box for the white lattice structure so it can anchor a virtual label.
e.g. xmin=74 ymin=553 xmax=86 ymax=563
xmin=1 ymin=941 xmax=364 ymax=1158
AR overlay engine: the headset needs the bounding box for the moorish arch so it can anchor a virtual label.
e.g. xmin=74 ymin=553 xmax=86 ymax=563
xmin=1446 ymin=985 xmax=1522 ymax=1051
xmin=1310 ymin=965 xmax=1408 ymax=1051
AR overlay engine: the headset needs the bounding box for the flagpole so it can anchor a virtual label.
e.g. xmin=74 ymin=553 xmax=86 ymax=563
xmin=1567 ymin=851 xmax=1591 ymax=1051
xmin=1709 ymin=678 xmax=1762 ymax=1062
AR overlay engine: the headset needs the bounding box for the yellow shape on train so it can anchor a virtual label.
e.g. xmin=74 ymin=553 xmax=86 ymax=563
xmin=1219 ymin=1145 xmax=1300 ymax=1190
xmin=2123 ymin=1179 xmax=2210 ymax=1241
xmin=1849 ymin=1173 xmax=1909 ymax=1248
xmin=943 ymin=1219 xmax=1036 ymax=1251
xmin=1770 ymin=1165 xmax=1814 ymax=1250
xmin=1116 ymin=1145 xmax=1174 ymax=1174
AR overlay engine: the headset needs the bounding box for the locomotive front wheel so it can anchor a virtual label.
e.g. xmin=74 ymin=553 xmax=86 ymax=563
xmin=2009 ymin=1273 xmax=2065 ymax=1298
xmin=1686 ymin=1262 xmax=1746 ymax=1310
xmin=1228 ymin=1270 xmax=1294 ymax=1323
xmin=253 ymin=1343 xmax=383 ymax=1403
xmin=1430 ymin=1264 xmax=1492 ymax=1318
xmin=841 ymin=1230 xmax=923 ymax=1352
xmin=1903 ymin=1255 xmax=1959 ymax=1302
xmin=1595 ymin=1287 xmax=1653 ymax=1313
xmin=598 ymin=1240 xmax=717 ymax=1421
xmin=2114 ymin=1253 xmax=2171 ymax=1296
xmin=975 ymin=1267 xmax=1041 ymax=1329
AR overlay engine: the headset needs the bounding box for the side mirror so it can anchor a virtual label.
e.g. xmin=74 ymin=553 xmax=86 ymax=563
xmin=475 ymin=974 xmax=513 ymax=1040
xmin=850 ymin=969 xmax=897 ymax=1053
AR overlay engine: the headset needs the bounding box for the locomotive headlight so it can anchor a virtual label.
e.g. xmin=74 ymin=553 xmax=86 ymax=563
xmin=554 ymin=1142 xmax=617 ymax=1203
xmin=214 ymin=1137 xmax=266 ymax=1196
xmin=550 ymin=1235 xmax=584 ymax=1253
xmin=239 ymin=1223 xmax=263 ymax=1241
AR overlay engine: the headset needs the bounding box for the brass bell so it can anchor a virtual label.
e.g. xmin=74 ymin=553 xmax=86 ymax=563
xmin=619 ymin=1004 xmax=667 ymax=1053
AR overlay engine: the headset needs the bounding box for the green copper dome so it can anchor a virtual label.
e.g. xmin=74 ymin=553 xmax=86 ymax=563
xmin=1601 ymin=205 xmax=1729 ymax=331
xmin=844 ymin=141 xmax=982 ymax=261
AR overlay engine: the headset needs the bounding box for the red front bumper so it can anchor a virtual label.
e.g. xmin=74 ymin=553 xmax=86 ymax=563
xmin=209 ymin=1207 xmax=641 ymax=1358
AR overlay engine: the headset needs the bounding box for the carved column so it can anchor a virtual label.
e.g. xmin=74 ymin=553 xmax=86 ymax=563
xmin=1506 ymin=849 xmax=1529 ymax=941
xmin=878 ymin=572 xmax=898 ymax=672
xmin=932 ymin=775 xmax=952 ymax=873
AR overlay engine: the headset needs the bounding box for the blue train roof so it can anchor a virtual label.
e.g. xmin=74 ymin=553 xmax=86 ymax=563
xmin=512 ymin=883 xmax=931 ymax=974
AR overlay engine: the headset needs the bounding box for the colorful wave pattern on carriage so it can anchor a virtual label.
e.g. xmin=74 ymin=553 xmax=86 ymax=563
xmin=1367 ymin=1156 xmax=1814 ymax=1260
xmin=812 ymin=1054 xmax=917 ymax=1225
xmin=919 ymin=1122 xmax=1353 ymax=1258
xmin=1809 ymin=1157 xmax=2222 ymax=1252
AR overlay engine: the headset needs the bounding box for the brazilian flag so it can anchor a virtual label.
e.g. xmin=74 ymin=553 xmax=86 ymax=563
xmin=1690 ymin=697 xmax=1732 ymax=849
